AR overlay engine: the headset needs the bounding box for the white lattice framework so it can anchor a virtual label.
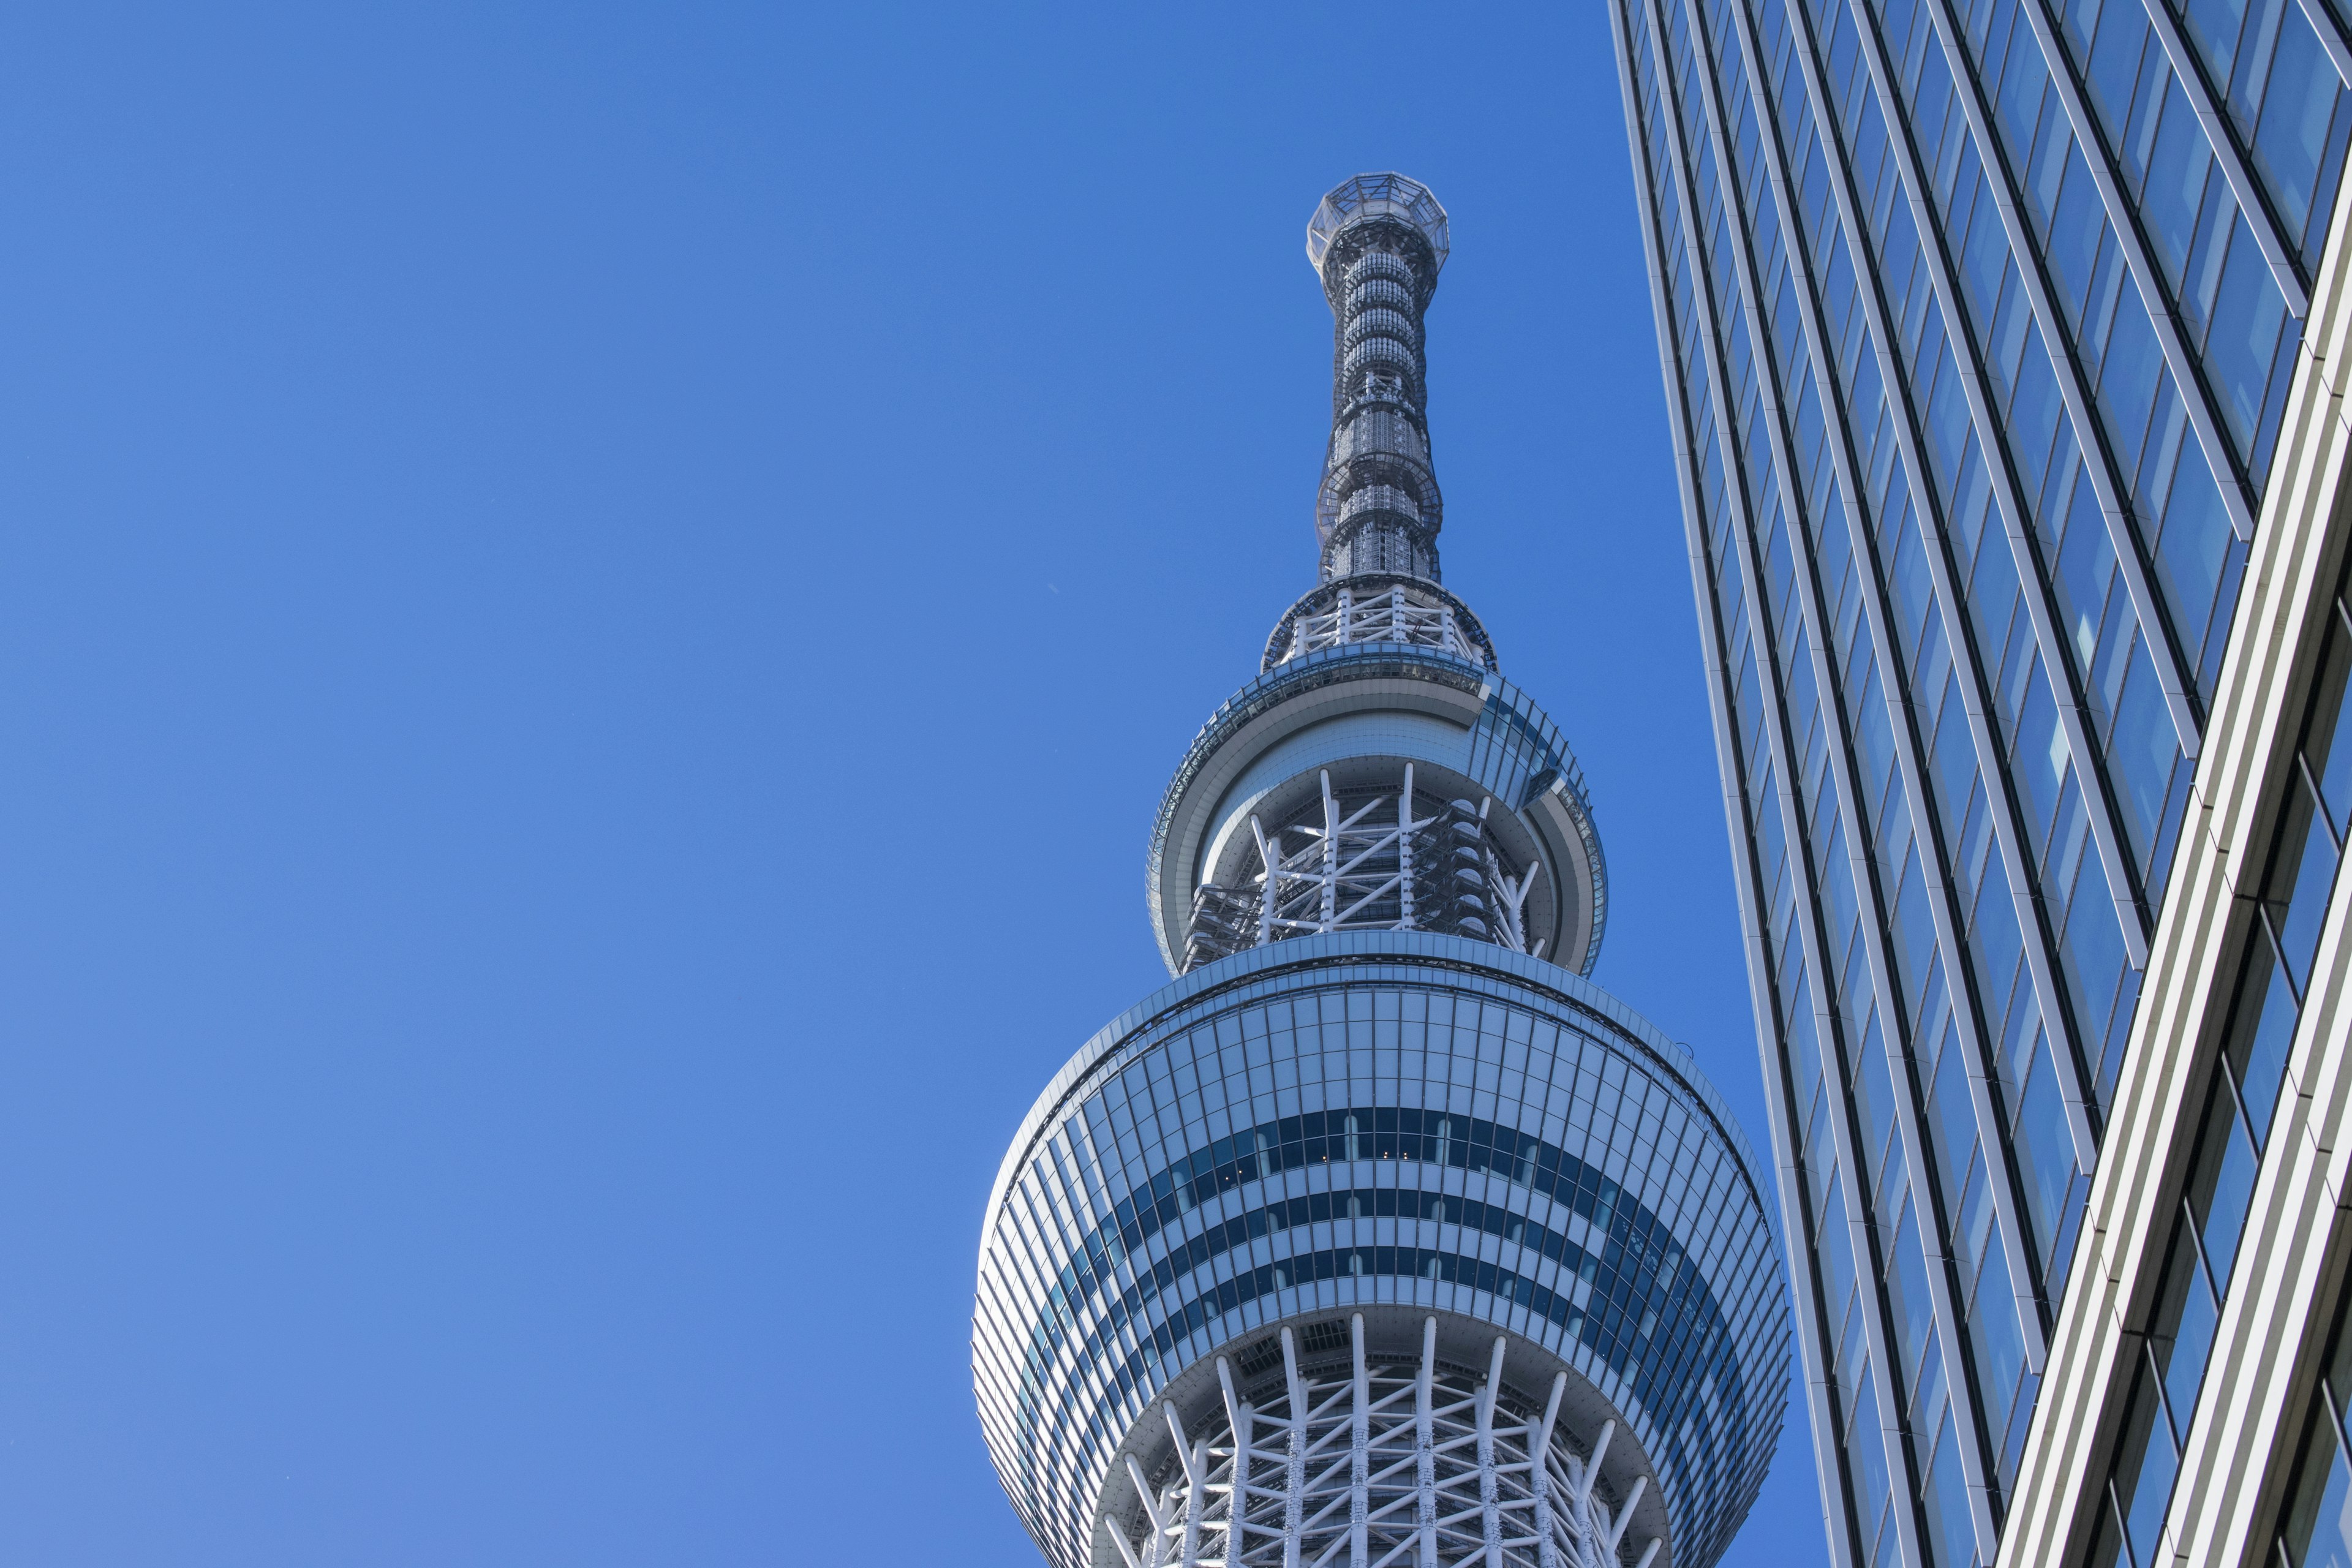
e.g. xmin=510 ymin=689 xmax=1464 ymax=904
xmin=1105 ymin=1314 xmax=1662 ymax=1568
xmin=1284 ymin=586 xmax=1487 ymax=668
xmin=1184 ymin=767 xmax=1541 ymax=971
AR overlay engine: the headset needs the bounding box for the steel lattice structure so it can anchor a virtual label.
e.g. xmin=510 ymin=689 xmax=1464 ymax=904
xmin=976 ymin=176 xmax=1787 ymax=1568
xmin=1182 ymin=766 xmax=1542 ymax=974
xmin=1280 ymin=585 xmax=1488 ymax=669
xmin=1109 ymin=1314 xmax=1654 ymax=1568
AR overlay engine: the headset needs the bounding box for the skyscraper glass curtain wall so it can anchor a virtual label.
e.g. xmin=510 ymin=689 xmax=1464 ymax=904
xmin=1607 ymin=0 xmax=2352 ymax=1560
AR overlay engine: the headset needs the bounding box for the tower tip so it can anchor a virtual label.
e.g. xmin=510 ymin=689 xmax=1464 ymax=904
xmin=1306 ymin=172 xmax=1449 ymax=276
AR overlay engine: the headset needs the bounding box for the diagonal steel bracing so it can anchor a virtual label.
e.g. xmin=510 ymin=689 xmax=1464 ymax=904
xmin=1105 ymin=1314 xmax=1654 ymax=1568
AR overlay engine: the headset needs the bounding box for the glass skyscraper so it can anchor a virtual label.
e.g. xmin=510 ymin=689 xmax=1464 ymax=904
xmin=1609 ymin=0 xmax=2352 ymax=1559
xmin=973 ymin=176 xmax=1789 ymax=1568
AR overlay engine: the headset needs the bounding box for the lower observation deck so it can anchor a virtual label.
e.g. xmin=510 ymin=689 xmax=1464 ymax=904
xmin=972 ymin=932 xmax=1787 ymax=1568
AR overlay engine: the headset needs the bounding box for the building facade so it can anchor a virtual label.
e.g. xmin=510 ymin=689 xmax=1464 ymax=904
xmin=1607 ymin=0 xmax=2352 ymax=1559
xmin=973 ymin=175 xmax=1790 ymax=1568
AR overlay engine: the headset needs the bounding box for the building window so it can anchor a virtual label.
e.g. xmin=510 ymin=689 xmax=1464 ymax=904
xmin=2274 ymin=1281 xmax=2352 ymax=1564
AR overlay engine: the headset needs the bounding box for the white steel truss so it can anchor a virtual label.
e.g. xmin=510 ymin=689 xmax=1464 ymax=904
xmin=1284 ymin=586 xmax=1487 ymax=668
xmin=1183 ymin=767 xmax=1542 ymax=973
xmin=1104 ymin=1313 xmax=1660 ymax=1568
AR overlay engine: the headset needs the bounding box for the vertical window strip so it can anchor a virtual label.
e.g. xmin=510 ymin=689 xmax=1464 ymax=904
xmin=2021 ymin=0 xmax=2266 ymax=537
xmin=1943 ymin=0 xmax=2253 ymax=801
xmin=2136 ymin=0 xmax=2321 ymax=307
xmin=1778 ymin=0 xmax=2079 ymax=1523
xmin=1765 ymin=0 xmax=2071 ymax=1403
xmin=2043 ymin=0 xmax=2307 ymax=491
xmin=1644 ymin=0 xmax=1942 ymax=1556
xmin=1842 ymin=0 xmax=2161 ymax=1006
xmin=1899 ymin=0 xmax=2212 ymax=764
xmin=1609 ymin=13 xmax=1868 ymax=1559
xmin=1831 ymin=0 xmax=2113 ymax=1330
xmin=2180 ymin=0 xmax=2352 ymax=266
xmin=1839 ymin=10 xmax=2142 ymax=1284
xmin=1705 ymin=0 xmax=2029 ymax=1549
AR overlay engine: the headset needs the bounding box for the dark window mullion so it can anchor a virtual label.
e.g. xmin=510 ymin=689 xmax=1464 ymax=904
xmin=2215 ymin=1054 xmax=2264 ymax=1174
xmin=2180 ymin=1194 xmax=2226 ymax=1319
xmin=2144 ymin=1333 xmax=2188 ymax=1455
xmin=2324 ymin=1374 xmax=2352 ymax=1458
xmin=2256 ymin=888 xmax=2307 ymax=1009
xmin=2110 ymin=1475 xmax=2143 ymax=1568
xmin=2296 ymin=751 xmax=2343 ymax=854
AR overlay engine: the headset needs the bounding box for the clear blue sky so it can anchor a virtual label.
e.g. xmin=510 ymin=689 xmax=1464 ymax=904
xmin=0 ymin=5 xmax=1825 ymax=1564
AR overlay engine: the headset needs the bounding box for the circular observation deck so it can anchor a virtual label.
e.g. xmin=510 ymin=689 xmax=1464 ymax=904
xmin=971 ymin=932 xmax=1789 ymax=1568
xmin=1147 ymin=643 xmax=1607 ymax=979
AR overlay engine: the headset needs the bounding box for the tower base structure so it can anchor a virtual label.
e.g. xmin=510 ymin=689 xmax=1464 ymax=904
xmin=1113 ymin=1308 xmax=1651 ymax=1568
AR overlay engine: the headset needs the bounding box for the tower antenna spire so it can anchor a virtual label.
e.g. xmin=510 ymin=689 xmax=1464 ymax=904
xmin=1307 ymin=173 xmax=1450 ymax=583
xmin=1264 ymin=175 xmax=1498 ymax=673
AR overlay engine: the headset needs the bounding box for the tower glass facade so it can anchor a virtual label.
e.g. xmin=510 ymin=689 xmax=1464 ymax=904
xmin=1608 ymin=0 xmax=2352 ymax=1558
xmin=974 ymin=176 xmax=1789 ymax=1568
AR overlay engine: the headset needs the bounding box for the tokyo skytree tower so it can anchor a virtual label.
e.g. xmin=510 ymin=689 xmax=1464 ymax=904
xmin=974 ymin=175 xmax=1789 ymax=1568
